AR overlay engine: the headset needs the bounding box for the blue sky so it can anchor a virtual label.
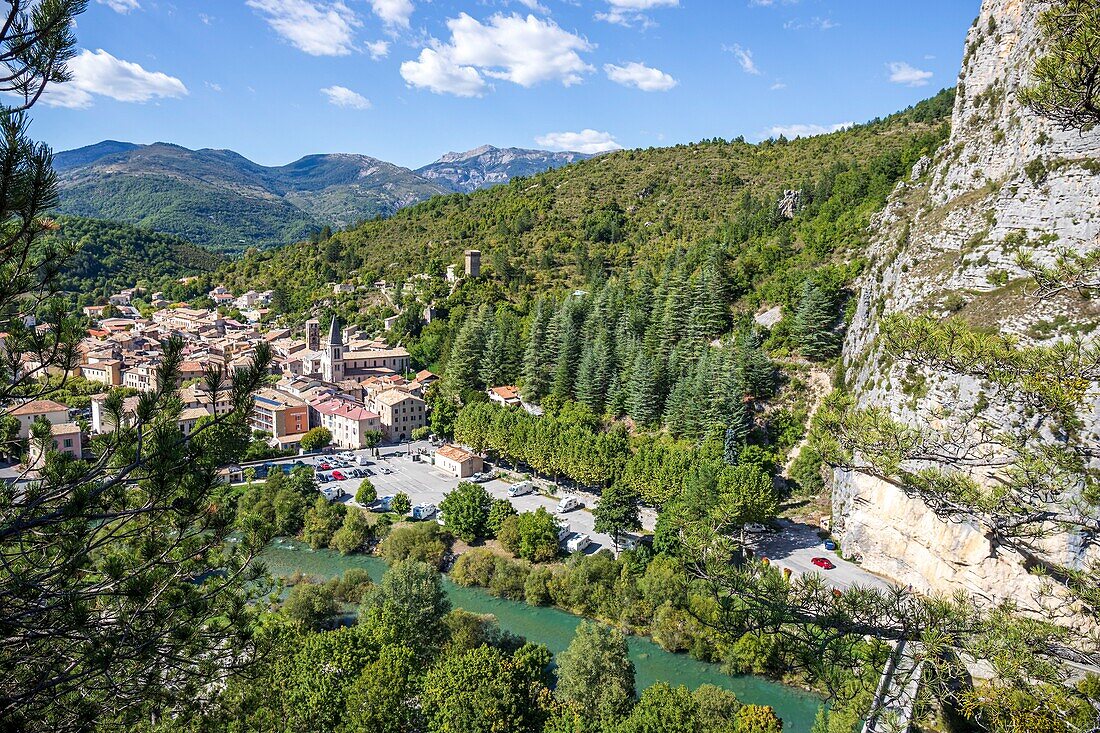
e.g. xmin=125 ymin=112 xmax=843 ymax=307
xmin=31 ymin=0 xmax=980 ymax=168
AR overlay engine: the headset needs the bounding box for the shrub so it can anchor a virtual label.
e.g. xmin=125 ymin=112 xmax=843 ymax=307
xmin=380 ymin=522 xmax=452 ymax=568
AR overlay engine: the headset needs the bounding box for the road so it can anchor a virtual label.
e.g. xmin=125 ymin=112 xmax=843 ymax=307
xmin=746 ymin=519 xmax=894 ymax=591
xmin=289 ymin=440 xmax=654 ymax=556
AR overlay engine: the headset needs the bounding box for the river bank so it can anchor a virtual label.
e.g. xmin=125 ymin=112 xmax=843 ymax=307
xmin=262 ymin=538 xmax=824 ymax=733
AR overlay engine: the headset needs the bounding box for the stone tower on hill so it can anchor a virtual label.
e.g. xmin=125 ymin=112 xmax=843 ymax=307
xmin=321 ymin=315 xmax=345 ymax=383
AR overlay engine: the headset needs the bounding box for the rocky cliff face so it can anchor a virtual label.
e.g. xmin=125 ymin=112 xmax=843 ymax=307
xmin=833 ymin=0 xmax=1100 ymax=610
xmin=416 ymin=145 xmax=590 ymax=193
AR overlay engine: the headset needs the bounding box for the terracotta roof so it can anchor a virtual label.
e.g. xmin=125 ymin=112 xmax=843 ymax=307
xmin=435 ymin=444 xmax=476 ymax=463
xmin=51 ymin=422 xmax=82 ymax=435
xmin=10 ymin=399 xmax=68 ymax=416
xmin=416 ymin=369 xmax=438 ymax=381
xmin=374 ymin=389 xmax=420 ymax=406
xmin=312 ymin=398 xmax=378 ymax=422
xmin=490 ymin=385 xmax=520 ymax=401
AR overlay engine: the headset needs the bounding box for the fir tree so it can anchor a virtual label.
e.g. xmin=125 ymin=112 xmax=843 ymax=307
xmin=794 ymin=281 xmax=841 ymax=360
xmin=627 ymin=349 xmax=662 ymax=426
xmin=443 ymin=305 xmax=490 ymax=396
xmin=522 ymin=298 xmax=554 ymax=401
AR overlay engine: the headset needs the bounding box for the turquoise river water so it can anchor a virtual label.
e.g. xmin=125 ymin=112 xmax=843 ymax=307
xmin=262 ymin=540 xmax=823 ymax=732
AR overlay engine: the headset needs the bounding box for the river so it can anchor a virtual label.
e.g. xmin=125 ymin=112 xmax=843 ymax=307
xmin=262 ymin=540 xmax=823 ymax=732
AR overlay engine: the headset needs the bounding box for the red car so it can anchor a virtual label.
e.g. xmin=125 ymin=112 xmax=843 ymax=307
xmin=331 ymin=470 xmax=346 ymax=481
xmin=811 ymin=557 xmax=835 ymax=570
xmin=319 ymin=462 xmax=332 ymax=471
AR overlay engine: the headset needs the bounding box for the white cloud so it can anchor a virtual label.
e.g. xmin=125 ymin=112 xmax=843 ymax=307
xmin=247 ymin=0 xmax=360 ymax=57
xmin=401 ymin=48 xmax=487 ymax=97
xmin=887 ymin=61 xmax=933 ymax=87
xmin=205 ymin=81 xmax=223 ymax=92
xmin=321 ymin=85 xmax=372 ymax=109
xmin=400 ymin=13 xmax=593 ymax=96
xmin=784 ymin=16 xmax=838 ymax=31
xmin=366 ymin=40 xmax=391 ymax=59
xmin=725 ymin=44 xmax=760 ymax=75
xmin=749 ymin=0 xmax=799 ymax=6
xmin=604 ymin=62 xmax=677 ymax=92
xmin=762 ymin=121 xmax=853 ymax=138
xmin=516 ymin=0 xmax=550 ymax=13
xmin=43 ymin=49 xmax=188 ymax=108
xmin=597 ymin=0 xmax=678 ymax=27
xmin=536 ymin=129 xmax=623 ymax=154
xmin=199 ymin=13 xmax=213 ymax=25
xmin=97 ymin=0 xmax=140 ymax=13
xmin=370 ymin=0 xmax=413 ymax=28
xmin=770 ymin=81 xmax=786 ymax=90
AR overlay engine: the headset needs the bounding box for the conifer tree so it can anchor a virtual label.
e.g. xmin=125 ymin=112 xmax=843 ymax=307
xmin=793 ymin=280 xmax=841 ymax=360
xmin=551 ymin=295 xmax=587 ymax=400
xmin=522 ymin=298 xmax=554 ymax=401
xmin=627 ymin=349 xmax=662 ymax=426
xmin=443 ymin=305 xmax=490 ymax=396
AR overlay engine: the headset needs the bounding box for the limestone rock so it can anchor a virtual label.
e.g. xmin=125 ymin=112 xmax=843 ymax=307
xmin=833 ymin=0 xmax=1100 ymax=615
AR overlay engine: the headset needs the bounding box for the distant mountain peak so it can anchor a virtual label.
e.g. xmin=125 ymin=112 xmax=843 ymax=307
xmin=417 ymin=145 xmax=590 ymax=193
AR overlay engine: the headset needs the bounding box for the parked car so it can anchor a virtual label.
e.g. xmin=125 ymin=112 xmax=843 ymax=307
xmin=318 ymin=462 xmax=332 ymax=471
xmin=508 ymin=481 xmax=534 ymax=498
xmin=316 ymin=473 xmax=330 ymax=483
xmin=557 ymin=496 xmax=581 ymax=513
xmin=435 ymin=511 xmax=446 ymax=526
xmin=566 ymin=534 xmax=591 ymax=553
xmin=744 ymin=522 xmax=767 ymax=534
xmin=811 ymin=557 xmax=835 ymax=570
xmin=412 ymin=503 xmax=438 ymax=520
xmin=331 ymin=470 xmax=346 ymax=481
xmin=380 ymin=467 xmax=393 ymax=475
xmin=824 ymin=540 xmax=837 ymax=551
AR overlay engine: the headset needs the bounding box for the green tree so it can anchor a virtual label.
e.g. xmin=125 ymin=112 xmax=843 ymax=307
xmin=439 ymin=481 xmax=494 ymax=542
xmin=498 ymin=507 xmax=560 ymax=563
xmin=355 ymin=478 xmax=377 ymax=505
xmin=282 ymin=581 xmax=339 ymax=630
xmin=694 ymin=685 xmax=743 ymax=733
xmin=486 ymin=497 xmax=517 ymax=537
xmin=303 ymin=496 xmax=345 ymax=549
xmin=420 ymin=645 xmax=551 ymax=733
xmin=360 ymin=560 xmax=451 ymax=654
xmin=736 ymin=705 xmax=783 ymax=733
xmin=390 ymin=492 xmax=412 ymax=516
xmin=793 ymin=281 xmax=840 ymax=360
xmin=300 ymin=426 xmax=333 ymax=452
xmin=1021 ymin=0 xmax=1100 ymax=130
xmin=627 ymin=349 xmax=663 ymax=426
xmin=522 ymin=297 xmax=555 ymax=402
xmin=343 ymin=644 xmax=421 ymax=733
xmin=330 ymin=507 xmax=373 ymax=555
xmin=594 ymin=481 xmax=641 ymax=549
xmin=714 ymin=464 xmax=779 ymax=531
xmin=619 ymin=683 xmax=700 ymax=733
xmin=443 ymin=305 xmax=490 ymax=396
xmin=555 ymin=622 xmax=636 ymax=722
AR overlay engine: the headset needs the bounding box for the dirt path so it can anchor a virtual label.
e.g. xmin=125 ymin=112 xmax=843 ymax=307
xmin=781 ymin=366 xmax=832 ymax=478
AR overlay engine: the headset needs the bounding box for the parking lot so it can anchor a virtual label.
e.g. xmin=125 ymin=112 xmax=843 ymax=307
xmin=745 ymin=519 xmax=895 ymax=591
xmin=290 ymin=440 xmax=654 ymax=556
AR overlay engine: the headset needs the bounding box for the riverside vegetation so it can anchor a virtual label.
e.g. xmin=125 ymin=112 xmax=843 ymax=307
xmin=6 ymin=1 xmax=1100 ymax=732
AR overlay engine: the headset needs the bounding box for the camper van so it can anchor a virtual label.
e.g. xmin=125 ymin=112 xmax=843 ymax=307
xmin=556 ymin=496 xmax=581 ymax=513
xmin=508 ymin=481 xmax=534 ymax=498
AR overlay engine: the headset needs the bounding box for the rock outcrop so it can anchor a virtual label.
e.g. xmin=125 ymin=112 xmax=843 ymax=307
xmin=833 ymin=0 xmax=1100 ymax=610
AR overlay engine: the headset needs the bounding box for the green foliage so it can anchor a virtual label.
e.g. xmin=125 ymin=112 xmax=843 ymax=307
xmin=556 ymin=622 xmax=637 ymax=722
xmin=300 ymin=426 xmax=333 ymax=452
xmin=379 ymin=522 xmax=452 ymax=568
xmin=487 ymin=497 xmax=518 ymax=536
xmin=593 ymin=481 xmax=641 ymax=548
xmin=282 ymin=581 xmax=339 ymax=630
xmin=420 ymin=645 xmax=551 ymax=733
xmin=343 ymin=644 xmax=422 ymax=733
xmin=1020 ymin=0 xmax=1100 ymax=130
xmin=302 ymin=496 xmax=346 ymax=550
xmin=359 ymin=560 xmax=452 ymax=655
xmin=498 ymin=507 xmax=561 ymax=563
xmin=793 ymin=280 xmax=841 ymax=361
xmin=736 ymin=705 xmax=784 ymax=733
xmin=390 ymin=492 xmax=412 ymax=516
xmin=49 ymin=216 xmax=222 ymax=308
xmin=329 ymin=507 xmax=374 ymax=555
xmin=439 ymin=481 xmax=495 ymax=542
xmin=355 ymin=478 xmax=377 ymax=505
xmin=618 ymin=683 xmax=700 ymax=733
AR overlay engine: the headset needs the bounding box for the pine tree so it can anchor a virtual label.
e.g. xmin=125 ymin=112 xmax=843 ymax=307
xmin=551 ymin=295 xmax=587 ymax=400
xmin=689 ymin=265 xmax=727 ymax=342
xmin=522 ymin=298 xmax=554 ymax=401
xmin=794 ymin=281 xmax=841 ymax=360
xmin=444 ymin=305 xmax=490 ymax=396
xmin=627 ymin=349 xmax=662 ymax=426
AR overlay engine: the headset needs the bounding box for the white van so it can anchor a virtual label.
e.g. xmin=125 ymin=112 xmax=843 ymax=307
xmin=508 ymin=481 xmax=534 ymax=498
xmin=557 ymin=496 xmax=580 ymax=513
xmin=412 ymin=503 xmax=437 ymax=520
xmin=566 ymin=534 xmax=591 ymax=553
xmin=556 ymin=523 xmax=571 ymax=542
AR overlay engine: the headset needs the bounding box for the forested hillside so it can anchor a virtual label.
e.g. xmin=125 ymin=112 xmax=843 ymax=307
xmin=218 ymin=90 xmax=953 ymax=315
xmin=49 ymin=216 xmax=223 ymax=308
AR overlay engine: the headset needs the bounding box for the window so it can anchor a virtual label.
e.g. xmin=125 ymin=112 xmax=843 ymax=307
xmin=64 ymin=438 xmax=73 ymax=448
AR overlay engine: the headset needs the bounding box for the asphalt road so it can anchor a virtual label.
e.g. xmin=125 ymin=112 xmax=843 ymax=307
xmin=745 ymin=519 xmax=894 ymax=591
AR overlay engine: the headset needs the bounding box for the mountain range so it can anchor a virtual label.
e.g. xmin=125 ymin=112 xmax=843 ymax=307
xmin=52 ymin=142 xmax=589 ymax=254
